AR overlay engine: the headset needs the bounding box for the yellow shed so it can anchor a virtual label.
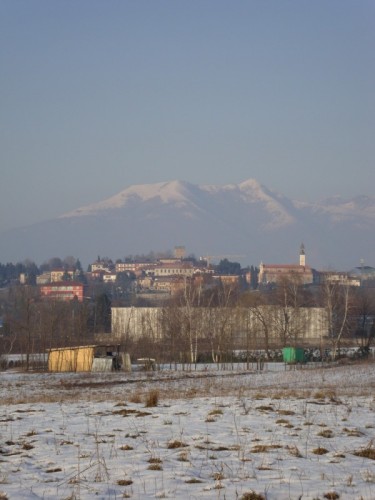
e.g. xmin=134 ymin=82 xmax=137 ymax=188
xmin=48 ymin=345 xmax=96 ymax=372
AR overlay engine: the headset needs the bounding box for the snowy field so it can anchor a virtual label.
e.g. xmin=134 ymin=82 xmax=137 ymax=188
xmin=0 ymin=362 xmax=375 ymax=500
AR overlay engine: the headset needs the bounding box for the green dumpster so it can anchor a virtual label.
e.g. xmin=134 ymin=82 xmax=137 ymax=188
xmin=282 ymin=347 xmax=305 ymax=364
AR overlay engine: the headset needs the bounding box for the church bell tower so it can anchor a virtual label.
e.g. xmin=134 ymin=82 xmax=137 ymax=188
xmin=299 ymin=243 xmax=306 ymax=267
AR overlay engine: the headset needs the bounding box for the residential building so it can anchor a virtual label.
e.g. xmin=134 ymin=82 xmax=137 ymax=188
xmin=40 ymin=281 xmax=85 ymax=302
xmin=50 ymin=269 xmax=75 ymax=282
xmin=153 ymin=262 xmax=194 ymax=277
xmin=103 ymin=272 xmax=117 ymax=283
xmin=115 ymin=261 xmax=155 ymax=274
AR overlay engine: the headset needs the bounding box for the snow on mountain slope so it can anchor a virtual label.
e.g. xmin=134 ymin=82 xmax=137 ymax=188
xmin=61 ymin=178 xmax=296 ymax=228
xmin=2 ymin=178 xmax=375 ymax=268
xmin=294 ymin=194 xmax=375 ymax=224
xmin=60 ymin=180 xmax=200 ymax=217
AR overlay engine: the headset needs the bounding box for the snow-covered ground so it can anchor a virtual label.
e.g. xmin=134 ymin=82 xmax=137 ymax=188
xmin=0 ymin=362 xmax=374 ymax=499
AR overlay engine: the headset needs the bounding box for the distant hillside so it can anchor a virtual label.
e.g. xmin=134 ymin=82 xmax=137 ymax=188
xmin=1 ymin=179 xmax=374 ymax=269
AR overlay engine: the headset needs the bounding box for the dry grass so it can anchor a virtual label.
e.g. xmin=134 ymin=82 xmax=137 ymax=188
xmin=208 ymin=408 xmax=223 ymax=416
xmin=353 ymin=444 xmax=375 ymax=460
xmin=251 ymin=444 xmax=282 ymax=453
xmin=312 ymin=446 xmax=329 ymax=455
xmin=256 ymin=405 xmax=274 ymax=412
xmin=240 ymin=492 xmax=266 ymax=500
xmin=147 ymin=463 xmax=163 ymax=470
xmin=318 ymin=429 xmax=334 ymax=438
xmin=287 ymin=445 xmax=303 ymax=457
xmin=177 ymin=450 xmax=189 ymax=462
xmin=113 ymin=408 xmax=151 ymax=418
xmin=343 ymin=427 xmax=364 ymax=437
xmin=119 ymin=444 xmax=134 ymax=451
xmin=277 ymin=409 xmax=295 ymax=416
xmin=117 ymin=479 xmax=133 ymax=486
xmin=144 ymin=389 xmax=159 ymax=407
xmin=323 ymin=492 xmax=340 ymax=499
xmin=128 ymin=392 xmax=142 ymax=404
xmin=167 ymin=440 xmax=188 ymax=449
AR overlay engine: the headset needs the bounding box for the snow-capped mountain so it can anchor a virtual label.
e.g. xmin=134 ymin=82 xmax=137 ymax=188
xmin=1 ymin=179 xmax=374 ymax=269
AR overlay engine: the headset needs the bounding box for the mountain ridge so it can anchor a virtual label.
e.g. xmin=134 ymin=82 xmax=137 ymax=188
xmin=1 ymin=178 xmax=374 ymax=269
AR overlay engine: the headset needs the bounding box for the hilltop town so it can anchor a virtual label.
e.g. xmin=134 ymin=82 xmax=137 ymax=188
xmin=0 ymin=244 xmax=374 ymax=371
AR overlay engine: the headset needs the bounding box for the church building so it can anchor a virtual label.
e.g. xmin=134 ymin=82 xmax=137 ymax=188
xmin=258 ymin=244 xmax=314 ymax=285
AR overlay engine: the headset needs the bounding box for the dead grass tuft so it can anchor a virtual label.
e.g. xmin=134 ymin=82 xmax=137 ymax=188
xmin=128 ymin=392 xmax=142 ymax=404
xmin=276 ymin=418 xmax=291 ymax=424
xmin=145 ymin=389 xmax=159 ymax=407
xmin=208 ymin=408 xmax=223 ymax=416
xmin=22 ymin=442 xmax=34 ymax=450
xmin=117 ymin=479 xmax=133 ymax=486
xmin=323 ymin=492 xmax=340 ymax=499
xmin=251 ymin=444 xmax=282 ymax=453
xmin=343 ymin=427 xmax=364 ymax=437
xmin=147 ymin=463 xmax=163 ymax=470
xmin=46 ymin=467 xmax=62 ymax=473
xmin=287 ymin=445 xmax=303 ymax=457
xmin=119 ymin=444 xmax=134 ymax=451
xmin=241 ymin=491 xmax=266 ymax=500
xmin=212 ymin=472 xmax=225 ymax=481
xmin=185 ymin=478 xmax=203 ymax=483
xmin=312 ymin=447 xmax=329 ymax=455
xmin=318 ymin=429 xmax=334 ymax=438
xmin=277 ymin=409 xmax=295 ymax=416
xmin=256 ymin=405 xmax=274 ymax=412
xmin=254 ymin=393 xmax=266 ymax=400
xmin=167 ymin=440 xmax=188 ymax=449
xmin=113 ymin=408 xmax=151 ymax=418
xmin=177 ymin=450 xmax=189 ymax=462
xmin=313 ymin=389 xmax=337 ymax=401
xmin=353 ymin=445 xmax=375 ymax=460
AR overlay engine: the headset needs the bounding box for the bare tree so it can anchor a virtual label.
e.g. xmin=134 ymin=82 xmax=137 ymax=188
xmin=269 ymin=275 xmax=309 ymax=347
xmin=319 ymin=281 xmax=353 ymax=360
xmin=352 ymin=286 xmax=375 ymax=352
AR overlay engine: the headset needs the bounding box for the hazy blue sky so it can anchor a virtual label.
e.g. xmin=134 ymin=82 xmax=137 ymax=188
xmin=1 ymin=0 xmax=374 ymax=232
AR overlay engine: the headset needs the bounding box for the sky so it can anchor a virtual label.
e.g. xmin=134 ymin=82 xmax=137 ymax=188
xmin=1 ymin=0 xmax=374 ymax=232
